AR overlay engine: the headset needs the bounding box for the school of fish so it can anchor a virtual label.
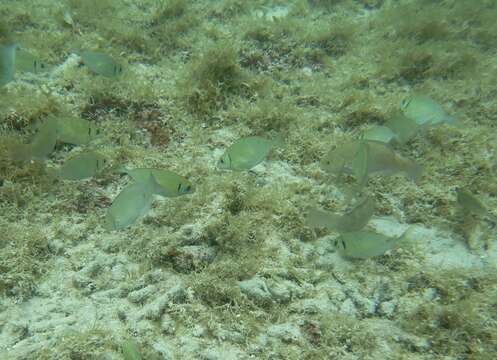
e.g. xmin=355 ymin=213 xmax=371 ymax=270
xmin=1 ymin=34 xmax=489 ymax=260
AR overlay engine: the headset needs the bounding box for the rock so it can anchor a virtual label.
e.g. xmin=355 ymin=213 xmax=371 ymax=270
xmin=127 ymin=285 xmax=156 ymax=304
xmin=152 ymin=340 xmax=174 ymax=360
xmin=140 ymin=281 xmax=187 ymax=320
xmin=267 ymin=323 xmax=302 ymax=343
xmin=239 ymin=277 xmax=272 ymax=302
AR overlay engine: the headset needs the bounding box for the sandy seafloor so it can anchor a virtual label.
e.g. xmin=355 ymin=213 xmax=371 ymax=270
xmin=1 ymin=0 xmax=497 ymax=359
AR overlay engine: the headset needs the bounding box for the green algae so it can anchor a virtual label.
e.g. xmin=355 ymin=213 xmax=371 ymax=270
xmin=1 ymin=0 xmax=497 ymax=359
xmin=178 ymin=41 xmax=250 ymax=116
xmin=0 ymin=224 xmax=51 ymax=300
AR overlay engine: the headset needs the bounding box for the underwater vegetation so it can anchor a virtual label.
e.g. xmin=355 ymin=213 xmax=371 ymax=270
xmin=121 ymin=338 xmax=142 ymax=360
xmin=178 ymin=42 xmax=255 ymax=116
xmin=1 ymin=0 xmax=497 ymax=359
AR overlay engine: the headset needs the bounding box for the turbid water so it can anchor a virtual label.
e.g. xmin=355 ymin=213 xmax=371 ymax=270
xmin=1 ymin=1 xmax=496 ymax=359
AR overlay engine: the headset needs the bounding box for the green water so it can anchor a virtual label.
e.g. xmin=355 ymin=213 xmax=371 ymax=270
xmin=1 ymin=1 xmax=496 ymax=359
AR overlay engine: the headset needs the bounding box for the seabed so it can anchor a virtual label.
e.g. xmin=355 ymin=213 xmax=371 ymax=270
xmin=0 ymin=1 xmax=496 ymax=359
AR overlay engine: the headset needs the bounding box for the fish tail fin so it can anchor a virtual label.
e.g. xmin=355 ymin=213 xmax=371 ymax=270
xmin=305 ymin=208 xmax=341 ymax=230
xmin=445 ymin=115 xmax=464 ymax=129
xmin=271 ymin=133 xmax=285 ymax=149
xmin=406 ymin=161 xmax=423 ymax=184
xmin=104 ymin=212 xmax=117 ymax=231
xmin=397 ymin=226 xmax=416 ymax=244
xmin=9 ymin=143 xmax=33 ymax=162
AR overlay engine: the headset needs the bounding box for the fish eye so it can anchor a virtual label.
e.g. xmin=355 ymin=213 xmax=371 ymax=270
xmin=177 ymin=183 xmax=182 ymax=192
xmin=341 ymin=240 xmax=346 ymax=250
xmin=185 ymin=185 xmax=191 ymax=193
xmin=220 ymin=158 xmax=224 ymax=163
xmin=400 ymin=98 xmax=411 ymax=109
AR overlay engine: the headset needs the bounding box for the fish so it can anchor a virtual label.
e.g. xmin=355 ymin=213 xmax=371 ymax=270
xmin=385 ymin=112 xmax=424 ymax=145
xmin=321 ymin=141 xmax=422 ymax=183
xmin=0 ymin=42 xmax=16 ymax=86
xmin=123 ymin=168 xmax=193 ymax=197
xmin=361 ymin=125 xmax=396 ymax=144
xmin=362 ymin=141 xmax=422 ymax=183
xmin=10 ymin=118 xmax=58 ymax=162
xmin=320 ymin=141 xmax=358 ymax=175
xmin=218 ymin=136 xmax=279 ymax=171
xmin=81 ymin=50 xmax=123 ymax=77
xmin=29 ymin=118 xmax=58 ymax=159
xmin=401 ymin=94 xmax=460 ymax=127
xmin=105 ymin=175 xmax=157 ymax=231
xmin=351 ymin=141 xmax=369 ymax=186
xmin=55 ymin=117 xmax=100 ymax=145
xmin=306 ymin=197 xmax=375 ymax=233
xmin=56 ymin=151 xmax=107 ymax=180
xmin=334 ymin=228 xmax=411 ymax=259
xmin=62 ymin=11 xmax=75 ymax=27
xmin=15 ymin=48 xmax=47 ymax=73
xmin=10 ymin=117 xmax=98 ymax=161
xmin=9 ymin=142 xmax=33 ymax=163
